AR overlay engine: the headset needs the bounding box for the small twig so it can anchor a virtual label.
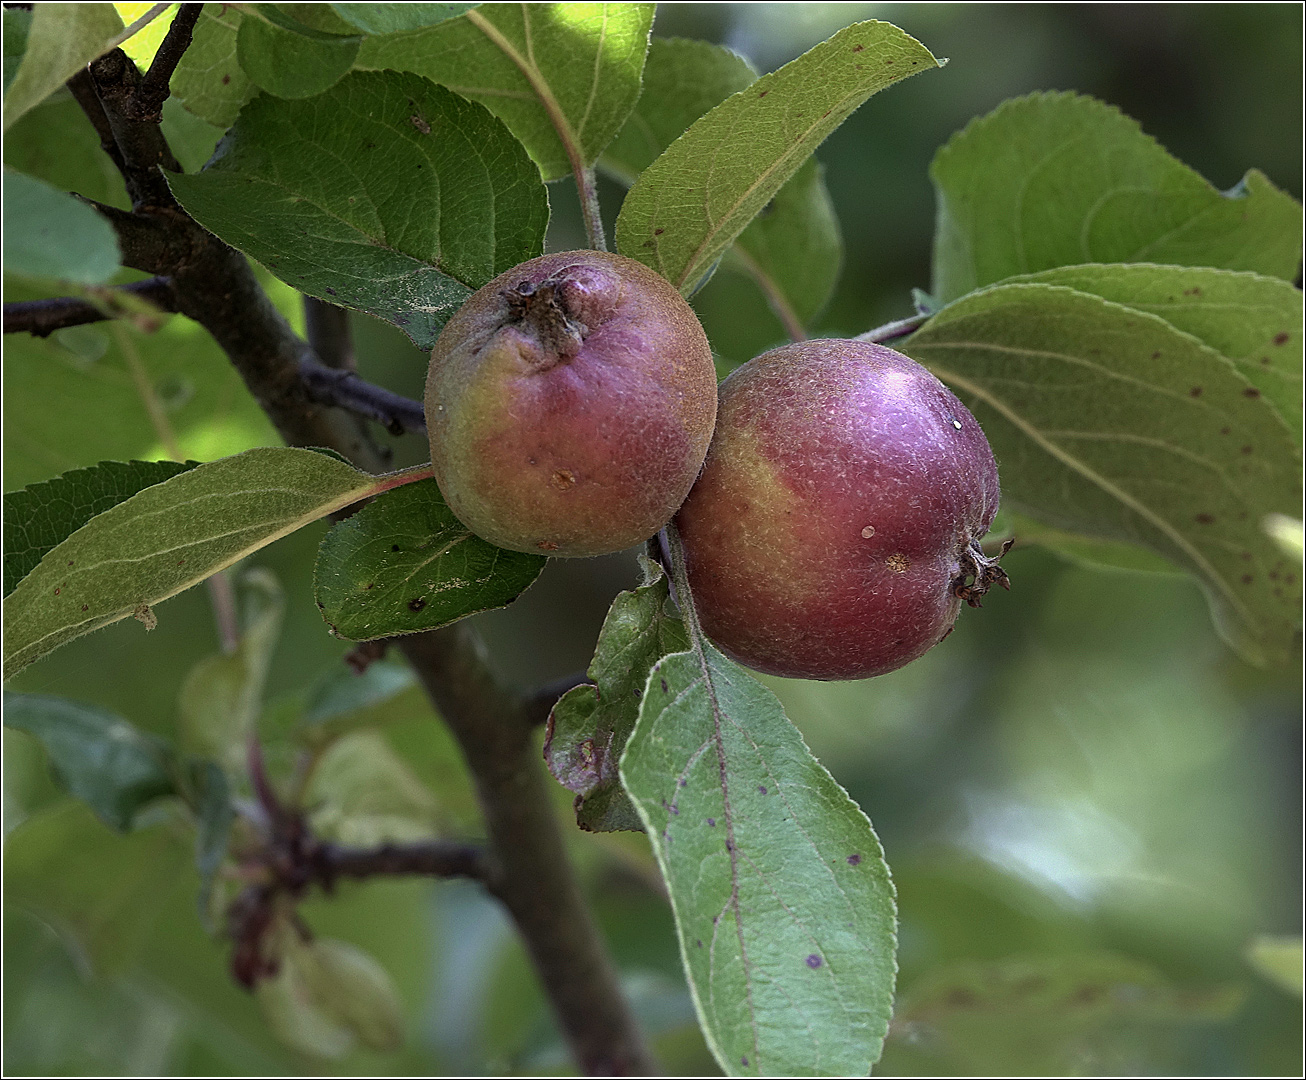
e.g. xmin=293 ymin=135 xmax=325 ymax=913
xmin=87 ymin=48 xmax=181 ymax=207
xmin=312 ymin=839 xmax=492 ymax=887
xmin=207 ymin=570 xmax=241 ymax=655
xmin=576 ymin=165 xmax=608 ymax=252
xmin=3 ymin=277 xmax=178 ymax=337
xmin=855 ymin=312 xmax=928 ymax=344
xmin=132 ymin=3 xmax=203 ymax=121
xmin=298 ymin=355 xmax=428 ymax=436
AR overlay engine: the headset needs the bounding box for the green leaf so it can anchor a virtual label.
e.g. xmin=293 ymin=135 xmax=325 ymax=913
xmin=356 ymin=2 xmax=655 ymax=181
xmin=599 ymin=36 xmax=756 ymax=184
xmin=2 ymin=693 xmax=176 ymax=832
xmin=185 ymin=759 xmax=233 ymax=928
xmin=615 ymin=20 xmax=939 ymax=294
xmin=2 ymin=447 xmax=378 ymax=679
xmin=4 ymin=458 xmax=200 ymax=597
xmin=236 ymin=5 xmax=361 ymax=100
xmin=545 ymin=557 xmax=688 ymax=832
xmin=329 ymin=3 xmax=480 ymax=35
xmin=901 ymin=282 xmax=1301 ymax=665
xmin=1005 ymin=265 xmax=1304 ymax=445
xmin=930 ymin=92 xmax=1304 ymax=304
xmin=313 ymin=477 xmax=546 ymax=641
xmin=621 ymin=635 xmax=897 ymax=1076
xmin=2 ymin=6 xmax=32 ymax=96
xmin=2 ymin=2 xmax=124 ymax=131
xmin=168 ymin=70 xmax=549 ymax=349
xmin=171 ymin=3 xmax=257 ymax=128
xmin=727 ymin=157 xmax=843 ymax=331
xmin=177 ymin=568 xmax=284 ymax=772
xmin=622 ymin=532 xmax=896 ymax=1076
xmin=306 ymin=730 xmax=438 ymax=846
xmin=886 ymin=953 xmax=1242 ymax=1077
xmin=3 ymin=169 xmax=122 ymax=285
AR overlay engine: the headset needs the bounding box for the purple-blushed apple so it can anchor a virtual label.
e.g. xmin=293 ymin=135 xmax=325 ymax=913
xmin=425 ymin=251 xmax=717 ymax=557
xmin=675 ymin=339 xmax=1010 ymax=680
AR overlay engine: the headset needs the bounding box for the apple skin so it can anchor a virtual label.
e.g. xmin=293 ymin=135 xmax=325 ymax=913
xmin=674 ymin=339 xmax=1006 ymax=680
xmin=425 ymin=251 xmax=717 ymax=557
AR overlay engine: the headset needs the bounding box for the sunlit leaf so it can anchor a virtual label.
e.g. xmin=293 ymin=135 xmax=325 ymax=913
xmin=3 ymin=448 xmax=379 ymax=679
xmin=615 ymin=20 xmax=938 ymax=294
xmin=356 ymin=2 xmax=654 ymax=180
xmin=170 ymin=3 xmax=257 ymax=128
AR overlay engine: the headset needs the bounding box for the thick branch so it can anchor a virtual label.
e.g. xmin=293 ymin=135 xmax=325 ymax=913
xmin=3 ymin=277 xmax=177 ymax=337
xmin=86 ymin=49 xmax=180 ymax=208
xmin=401 ymin=627 xmax=654 ymax=1075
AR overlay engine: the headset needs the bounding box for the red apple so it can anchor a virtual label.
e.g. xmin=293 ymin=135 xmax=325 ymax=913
xmin=675 ymin=339 xmax=1009 ymax=680
xmin=425 ymin=251 xmax=716 ymax=557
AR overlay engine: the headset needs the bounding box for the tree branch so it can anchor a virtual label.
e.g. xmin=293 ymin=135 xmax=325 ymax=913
xmin=72 ymin=48 xmax=655 ymax=1076
xmin=132 ymin=3 xmax=203 ymax=121
xmin=312 ymin=839 xmax=492 ymax=885
xmin=298 ymin=357 xmax=428 ymax=437
xmin=3 ymin=277 xmax=177 ymax=337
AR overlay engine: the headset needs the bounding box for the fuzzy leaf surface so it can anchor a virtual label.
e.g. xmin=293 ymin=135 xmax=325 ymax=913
xmin=3 ymin=693 xmax=175 ymax=831
xmin=728 ymin=157 xmax=842 ymax=329
xmin=329 ymin=3 xmax=479 ymax=35
xmin=930 ymin=92 xmax=1304 ymax=303
xmin=4 ymin=458 xmax=200 ymax=597
xmin=621 ymin=634 xmax=897 ymax=1075
xmin=615 ymin=20 xmax=938 ymax=294
xmin=599 ymin=36 xmax=755 ymax=184
xmin=2 ymin=2 xmax=123 ymax=130
xmin=902 ymin=282 xmax=1301 ymax=665
xmin=3 ymin=169 xmax=122 ymax=285
xmin=1005 ymin=264 xmax=1304 ymax=445
xmin=235 ymin=4 xmax=360 ymax=100
xmin=3 ymin=448 xmax=376 ymax=679
xmin=356 ymin=2 xmax=654 ymax=181
xmin=314 ymin=478 xmax=546 ymax=641
xmin=545 ymin=558 xmax=688 ymax=832
xmin=168 ymin=70 xmax=548 ymax=349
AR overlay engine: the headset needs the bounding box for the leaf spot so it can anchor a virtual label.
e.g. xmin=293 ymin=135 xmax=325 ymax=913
xmin=758 ymin=785 xmax=767 ymax=794
xmin=1150 ymin=350 xmax=1161 ymax=360
xmin=1195 ymin=513 xmax=1215 ymax=525
xmin=661 ymin=678 xmax=669 ymax=693
xmin=1273 ymin=331 xmax=1290 ymax=345
xmin=1189 ymin=387 xmax=1202 ymax=397
xmin=847 ymin=853 xmax=861 ymax=865
xmin=806 ymin=954 xmax=823 ymax=968
xmin=1243 ymin=387 xmax=1261 ymax=398
xmin=1241 ymin=574 xmax=1254 ymax=585
xmin=707 ymin=817 xmax=716 ymax=826
xmin=408 ymin=597 xmax=427 ymax=612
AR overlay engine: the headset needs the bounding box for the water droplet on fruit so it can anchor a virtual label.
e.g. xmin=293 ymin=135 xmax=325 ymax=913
xmin=861 ymin=525 xmax=876 ymax=538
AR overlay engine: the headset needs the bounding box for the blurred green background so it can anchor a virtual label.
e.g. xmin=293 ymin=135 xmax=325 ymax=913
xmin=4 ymin=3 xmax=1302 ymax=1075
